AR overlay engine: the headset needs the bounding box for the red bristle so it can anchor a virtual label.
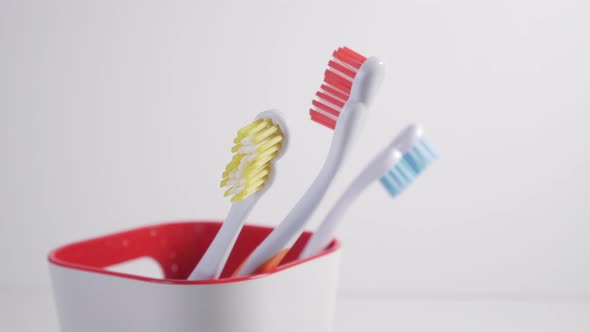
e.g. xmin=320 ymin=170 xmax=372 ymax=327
xmin=312 ymin=100 xmax=340 ymax=117
xmin=316 ymin=91 xmax=345 ymax=108
xmin=333 ymin=49 xmax=364 ymax=69
xmin=324 ymin=79 xmax=351 ymax=96
xmin=321 ymin=84 xmax=349 ymax=102
xmin=310 ymin=46 xmax=367 ymax=130
xmin=324 ymin=70 xmax=352 ymax=93
xmin=310 ymin=110 xmax=337 ymax=129
xmin=341 ymin=46 xmax=367 ymax=62
xmin=336 ymin=46 xmax=367 ymax=63
xmin=328 ymin=60 xmax=356 ymax=79
xmin=334 ymin=52 xmax=363 ymax=69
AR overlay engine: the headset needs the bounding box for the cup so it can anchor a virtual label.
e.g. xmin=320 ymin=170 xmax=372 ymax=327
xmin=48 ymin=221 xmax=341 ymax=332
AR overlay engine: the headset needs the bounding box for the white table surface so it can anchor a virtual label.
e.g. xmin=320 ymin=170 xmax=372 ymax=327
xmin=2 ymin=288 xmax=590 ymax=331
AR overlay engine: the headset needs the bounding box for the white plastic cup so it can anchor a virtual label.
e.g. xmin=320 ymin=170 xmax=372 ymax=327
xmin=48 ymin=221 xmax=341 ymax=332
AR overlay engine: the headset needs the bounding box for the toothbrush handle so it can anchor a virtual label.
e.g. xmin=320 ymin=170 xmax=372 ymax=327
xmin=188 ymin=197 xmax=258 ymax=280
xmin=299 ymin=177 xmax=368 ymax=259
xmin=300 ymin=148 xmax=402 ymax=259
xmin=236 ymin=102 xmax=366 ymax=276
xmin=236 ymin=161 xmax=336 ymax=276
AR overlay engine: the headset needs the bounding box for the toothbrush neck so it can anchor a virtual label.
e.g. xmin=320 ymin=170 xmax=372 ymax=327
xmin=323 ymin=101 xmax=366 ymax=172
xmin=299 ymin=100 xmax=364 ymax=206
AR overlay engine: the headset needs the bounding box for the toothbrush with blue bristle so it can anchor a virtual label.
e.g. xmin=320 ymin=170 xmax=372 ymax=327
xmin=299 ymin=123 xmax=437 ymax=259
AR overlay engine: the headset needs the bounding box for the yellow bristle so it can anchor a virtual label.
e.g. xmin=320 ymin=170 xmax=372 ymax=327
xmin=253 ymin=125 xmax=279 ymax=143
xmin=254 ymin=152 xmax=278 ymax=166
xmin=236 ymin=118 xmax=264 ymax=137
xmin=232 ymin=178 xmax=266 ymax=202
xmin=221 ymin=116 xmax=284 ymax=202
xmin=248 ymin=177 xmax=266 ymax=191
xmin=246 ymin=168 xmax=269 ymax=185
xmin=244 ymin=153 xmax=277 ymax=176
xmin=234 ymin=119 xmax=270 ymax=143
xmin=224 ymin=154 xmax=244 ymax=171
xmin=231 ymin=144 xmax=242 ymax=153
xmin=256 ymin=144 xmax=281 ymax=160
xmin=257 ymin=135 xmax=283 ymax=152
xmin=224 ymin=187 xmax=233 ymax=197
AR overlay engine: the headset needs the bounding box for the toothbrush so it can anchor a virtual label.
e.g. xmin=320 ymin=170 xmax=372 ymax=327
xmin=188 ymin=110 xmax=288 ymax=280
xmin=236 ymin=47 xmax=385 ymax=277
xmin=299 ymin=123 xmax=437 ymax=259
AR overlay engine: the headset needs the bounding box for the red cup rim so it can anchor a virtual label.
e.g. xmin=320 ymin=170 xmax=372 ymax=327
xmin=48 ymin=221 xmax=340 ymax=285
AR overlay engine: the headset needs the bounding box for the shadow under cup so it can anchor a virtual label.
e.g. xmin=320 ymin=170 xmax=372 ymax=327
xmin=48 ymin=221 xmax=341 ymax=332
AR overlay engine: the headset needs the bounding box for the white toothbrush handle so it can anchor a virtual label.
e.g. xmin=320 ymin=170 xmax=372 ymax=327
xmin=300 ymin=148 xmax=402 ymax=259
xmin=236 ymin=101 xmax=366 ymax=276
xmin=188 ymin=195 xmax=259 ymax=280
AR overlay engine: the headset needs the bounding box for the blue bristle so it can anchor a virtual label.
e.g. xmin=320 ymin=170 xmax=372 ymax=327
xmin=379 ymin=176 xmax=399 ymax=196
xmin=379 ymin=138 xmax=437 ymax=197
xmin=388 ymin=167 xmax=406 ymax=190
xmin=396 ymin=158 xmax=414 ymax=183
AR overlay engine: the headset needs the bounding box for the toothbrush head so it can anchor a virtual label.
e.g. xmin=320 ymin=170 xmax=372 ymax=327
xmin=309 ymin=47 xmax=385 ymax=130
xmin=379 ymin=124 xmax=437 ymax=197
xmin=221 ymin=110 xmax=287 ymax=202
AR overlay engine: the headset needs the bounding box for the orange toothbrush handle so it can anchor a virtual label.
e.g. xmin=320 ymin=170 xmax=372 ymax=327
xmin=231 ymin=248 xmax=290 ymax=277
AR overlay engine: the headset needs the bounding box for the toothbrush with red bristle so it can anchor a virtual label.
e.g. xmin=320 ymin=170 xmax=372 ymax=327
xmin=236 ymin=46 xmax=385 ymax=276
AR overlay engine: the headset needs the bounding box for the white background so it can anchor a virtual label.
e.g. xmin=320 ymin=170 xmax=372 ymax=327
xmin=1 ymin=0 xmax=590 ymax=329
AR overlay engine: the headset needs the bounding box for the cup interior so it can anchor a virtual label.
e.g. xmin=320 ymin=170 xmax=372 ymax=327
xmin=48 ymin=221 xmax=338 ymax=283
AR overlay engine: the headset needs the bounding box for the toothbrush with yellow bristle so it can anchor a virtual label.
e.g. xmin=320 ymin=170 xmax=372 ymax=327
xmin=188 ymin=110 xmax=288 ymax=280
